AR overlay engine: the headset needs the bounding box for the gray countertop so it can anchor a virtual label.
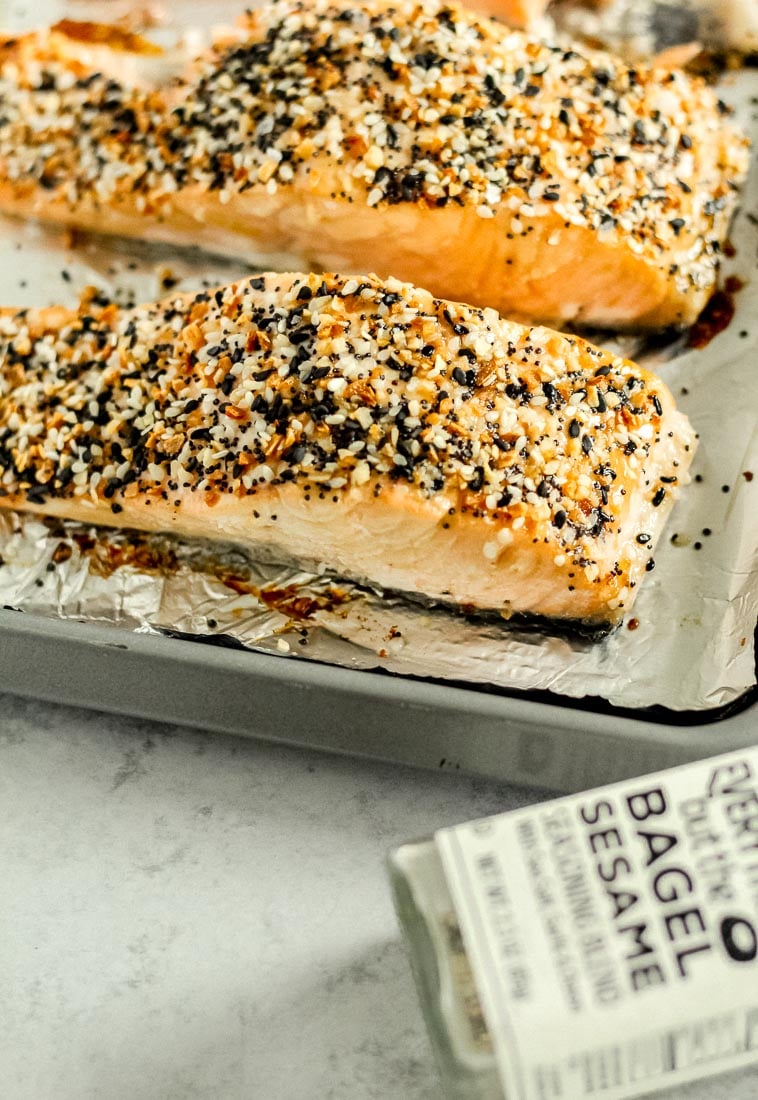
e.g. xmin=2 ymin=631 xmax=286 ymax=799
xmin=1 ymin=695 xmax=757 ymax=1100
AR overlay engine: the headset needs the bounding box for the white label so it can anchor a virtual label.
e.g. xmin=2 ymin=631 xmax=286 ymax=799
xmin=436 ymin=748 xmax=758 ymax=1100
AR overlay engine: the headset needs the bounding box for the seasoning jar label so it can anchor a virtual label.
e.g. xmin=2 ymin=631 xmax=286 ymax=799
xmin=436 ymin=748 xmax=758 ymax=1100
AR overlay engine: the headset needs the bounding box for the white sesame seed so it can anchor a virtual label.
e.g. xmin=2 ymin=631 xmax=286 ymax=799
xmin=352 ymin=461 xmax=371 ymax=486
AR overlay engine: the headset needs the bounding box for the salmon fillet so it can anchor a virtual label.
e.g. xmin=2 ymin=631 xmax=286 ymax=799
xmin=0 ymin=0 xmax=748 ymax=330
xmin=0 ymin=271 xmax=695 ymax=627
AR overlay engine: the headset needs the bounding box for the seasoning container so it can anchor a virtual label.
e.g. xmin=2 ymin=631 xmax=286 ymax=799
xmin=389 ymin=748 xmax=758 ymax=1100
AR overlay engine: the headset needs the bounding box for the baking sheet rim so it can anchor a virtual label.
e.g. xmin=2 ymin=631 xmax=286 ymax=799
xmin=1 ymin=606 xmax=754 ymax=743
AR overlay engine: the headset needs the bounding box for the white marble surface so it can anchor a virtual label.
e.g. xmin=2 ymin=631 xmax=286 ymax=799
xmin=0 ymin=694 xmax=756 ymax=1100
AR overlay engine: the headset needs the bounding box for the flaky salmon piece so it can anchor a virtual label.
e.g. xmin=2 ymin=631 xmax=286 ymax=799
xmin=0 ymin=0 xmax=749 ymax=330
xmin=0 ymin=271 xmax=695 ymax=627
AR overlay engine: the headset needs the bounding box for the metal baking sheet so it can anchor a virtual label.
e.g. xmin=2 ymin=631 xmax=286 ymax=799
xmin=0 ymin=609 xmax=754 ymax=791
xmin=0 ymin=0 xmax=755 ymax=786
xmin=0 ymin=24 xmax=755 ymax=713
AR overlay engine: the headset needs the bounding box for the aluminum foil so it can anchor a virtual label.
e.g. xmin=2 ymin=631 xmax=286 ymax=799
xmin=553 ymin=0 xmax=758 ymax=59
xmin=0 ymin=2 xmax=756 ymax=713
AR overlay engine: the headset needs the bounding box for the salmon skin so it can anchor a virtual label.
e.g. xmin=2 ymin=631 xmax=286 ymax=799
xmin=0 ymin=0 xmax=748 ymax=330
xmin=0 ymin=271 xmax=695 ymax=627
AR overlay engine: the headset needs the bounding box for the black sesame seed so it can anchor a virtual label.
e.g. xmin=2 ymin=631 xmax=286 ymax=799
xmin=468 ymin=466 xmax=485 ymax=492
xmin=285 ymin=444 xmax=306 ymax=464
xmin=542 ymin=381 xmax=560 ymax=407
xmin=652 ymin=488 xmax=666 ymax=507
xmin=25 ymin=483 xmax=49 ymax=504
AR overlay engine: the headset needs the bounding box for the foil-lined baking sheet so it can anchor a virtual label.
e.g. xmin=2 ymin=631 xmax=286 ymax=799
xmin=0 ymin=2 xmax=756 ymax=713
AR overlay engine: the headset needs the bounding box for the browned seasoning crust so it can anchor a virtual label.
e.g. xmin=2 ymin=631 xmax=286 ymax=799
xmin=0 ymin=0 xmax=749 ymax=329
xmin=0 ymin=272 xmax=695 ymax=624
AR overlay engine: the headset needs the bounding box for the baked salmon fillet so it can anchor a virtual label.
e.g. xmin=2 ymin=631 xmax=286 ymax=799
xmin=0 ymin=271 xmax=695 ymax=627
xmin=0 ymin=0 xmax=748 ymax=330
